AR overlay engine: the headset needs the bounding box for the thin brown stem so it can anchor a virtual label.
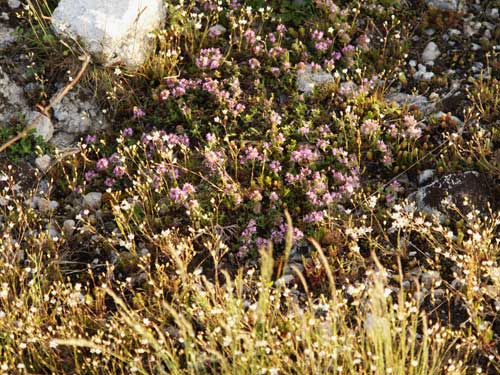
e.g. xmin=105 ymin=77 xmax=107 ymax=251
xmin=0 ymin=54 xmax=91 ymax=154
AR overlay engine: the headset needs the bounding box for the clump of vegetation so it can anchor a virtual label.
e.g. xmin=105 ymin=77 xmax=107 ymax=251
xmin=0 ymin=121 xmax=49 ymax=161
xmin=0 ymin=0 xmax=498 ymax=373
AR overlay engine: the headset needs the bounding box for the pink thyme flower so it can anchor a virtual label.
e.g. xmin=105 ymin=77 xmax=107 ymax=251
xmin=248 ymin=58 xmax=261 ymax=70
xmin=402 ymin=115 xmax=422 ymax=139
xmin=244 ymin=29 xmax=256 ymax=45
xmin=133 ymin=106 xmax=145 ymax=118
xmin=269 ymin=192 xmax=279 ymax=202
xmin=291 ymin=145 xmax=319 ymax=164
xmin=113 ymin=165 xmax=126 ymax=177
xmin=96 ymin=158 xmax=109 ymax=170
xmin=276 ymin=24 xmax=286 ymax=36
xmin=269 ymin=160 xmax=282 ymax=173
xmin=361 ymin=119 xmax=379 ymax=135
xmin=196 ymin=48 xmax=223 ymax=70
xmin=311 ymin=29 xmax=324 ymax=41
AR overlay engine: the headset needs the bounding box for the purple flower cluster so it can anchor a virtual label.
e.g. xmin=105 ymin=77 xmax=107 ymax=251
xmin=196 ymin=48 xmax=223 ymax=70
xmin=244 ymin=29 xmax=256 ymax=45
xmin=269 ymin=160 xmax=282 ymax=173
xmin=377 ymin=140 xmax=393 ymax=165
xmin=291 ymin=145 xmax=319 ymax=164
xmin=402 ymin=115 xmax=422 ymax=139
xmin=169 ymin=183 xmax=196 ymax=204
xmin=240 ymin=146 xmax=263 ymax=164
xmin=141 ymin=131 xmax=190 ymax=155
xmin=241 ymin=219 xmax=257 ymax=241
xmin=122 ymin=128 xmax=134 ymax=137
xmin=311 ymin=29 xmax=333 ymax=52
xmin=361 ymin=119 xmax=379 ymax=135
xmin=96 ymin=158 xmax=109 ymax=170
xmin=270 ymin=221 xmax=304 ymax=244
xmin=269 ymin=111 xmax=282 ymax=126
xmin=162 ymin=76 xmax=246 ymax=118
xmin=303 ymin=210 xmax=326 ymax=223
xmin=133 ymin=107 xmax=146 ymax=118
xmin=204 ymin=149 xmax=226 ymax=171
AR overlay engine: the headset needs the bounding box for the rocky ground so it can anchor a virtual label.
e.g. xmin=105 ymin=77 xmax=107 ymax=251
xmin=0 ymin=0 xmax=499 ymax=373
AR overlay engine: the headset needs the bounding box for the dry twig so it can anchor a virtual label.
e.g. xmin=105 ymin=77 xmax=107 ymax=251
xmin=0 ymin=54 xmax=91 ymax=154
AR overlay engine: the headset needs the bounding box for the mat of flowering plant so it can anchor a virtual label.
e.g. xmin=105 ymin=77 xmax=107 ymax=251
xmin=0 ymin=0 xmax=498 ymax=373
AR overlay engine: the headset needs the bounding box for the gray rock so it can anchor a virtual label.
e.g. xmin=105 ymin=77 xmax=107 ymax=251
xmin=464 ymin=20 xmax=481 ymax=38
xmin=0 ymin=66 xmax=28 ymax=123
xmin=35 ymin=155 xmax=52 ymax=173
xmin=448 ymin=29 xmax=461 ymax=38
xmin=433 ymin=288 xmax=446 ymax=300
xmin=83 ymin=192 xmax=102 ymax=210
xmin=385 ymin=92 xmax=435 ymax=114
xmin=63 ymin=219 xmax=76 ymax=236
xmin=33 ymin=197 xmax=59 ymax=213
xmin=51 ymin=89 xmax=108 ymax=148
xmin=50 ymin=132 xmax=78 ymax=149
xmin=413 ymin=171 xmax=497 ymax=222
xmin=413 ymin=64 xmax=434 ymax=81
xmin=0 ymin=25 xmax=16 ymax=48
xmin=46 ymin=222 xmax=60 ymax=239
xmin=7 ymin=0 xmax=21 ymax=9
xmin=425 ymin=0 xmax=465 ymax=12
xmin=27 ymin=111 xmax=54 ymax=142
xmin=52 ymin=0 xmax=166 ymax=67
xmin=422 ymin=42 xmax=440 ymax=65
xmin=297 ymin=65 xmax=334 ymax=94
xmin=418 ymin=169 xmax=435 ymax=185
xmin=488 ymin=8 xmax=499 ymax=19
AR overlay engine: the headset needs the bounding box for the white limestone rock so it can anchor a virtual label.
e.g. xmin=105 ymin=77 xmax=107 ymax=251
xmin=297 ymin=65 xmax=334 ymax=94
xmin=63 ymin=219 xmax=76 ymax=236
xmin=7 ymin=0 xmax=21 ymax=9
xmin=35 ymin=155 xmax=52 ymax=173
xmin=422 ymin=42 xmax=440 ymax=65
xmin=83 ymin=192 xmax=102 ymax=210
xmin=52 ymin=0 xmax=166 ymax=67
xmin=0 ymin=66 xmax=28 ymax=123
xmin=33 ymin=197 xmax=59 ymax=214
xmin=0 ymin=25 xmax=16 ymax=48
xmin=27 ymin=111 xmax=54 ymax=142
xmin=413 ymin=64 xmax=435 ymax=81
xmin=51 ymin=89 xmax=109 ymax=148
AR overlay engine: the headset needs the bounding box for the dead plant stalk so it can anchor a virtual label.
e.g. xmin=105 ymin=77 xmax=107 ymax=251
xmin=0 ymin=54 xmax=91 ymax=154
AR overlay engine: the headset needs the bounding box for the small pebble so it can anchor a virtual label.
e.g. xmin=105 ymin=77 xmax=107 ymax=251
xmin=63 ymin=219 xmax=76 ymax=236
xmin=422 ymin=42 xmax=441 ymax=64
xmin=7 ymin=0 xmax=20 ymax=9
xmin=83 ymin=192 xmax=102 ymax=210
xmin=35 ymin=155 xmax=52 ymax=173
